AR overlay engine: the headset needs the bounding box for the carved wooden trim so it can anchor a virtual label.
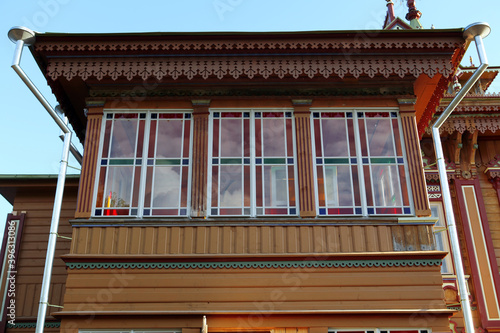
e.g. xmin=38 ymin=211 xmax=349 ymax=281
xmin=46 ymin=55 xmax=455 ymax=82
xmin=35 ymin=37 xmax=463 ymax=54
xmin=425 ymin=116 xmax=500 ymax=135
xmin=190 ymin=101 xmax=210 ymax=217
xmin=294 ymin=105 xmax=315 ymax=217
xmin=400 ymin=112 xmax=430 ymax=216
xmin=75 ymin=108 xmax=103 ymax=218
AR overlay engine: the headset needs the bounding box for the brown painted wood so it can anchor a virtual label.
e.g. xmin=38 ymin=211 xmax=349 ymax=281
xmin=75 ymin=107 xmax=103 ymax=218
xmin=1 ymin=179 xmax=78 ymax=323
xmin=190 ymin=103 xmax=210 ymax=217
xmin=294 ymin=104 xmax=316 ymax=217
xmin=67 ymin=225 xmax=411 ymax=255
xmin=400 ymin=111 xmax=431 ymax=216
xmin=61 ymin=265 xmax=446 ymax=314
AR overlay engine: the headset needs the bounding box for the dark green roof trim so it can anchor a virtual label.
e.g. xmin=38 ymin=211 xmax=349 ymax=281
xmin=36 ymin=28 xmax=464 ymax=38
xmin=7 ymin=322 xmax=60 ymax=329
xmin=67 ymin=259 xmax=442 ymax=270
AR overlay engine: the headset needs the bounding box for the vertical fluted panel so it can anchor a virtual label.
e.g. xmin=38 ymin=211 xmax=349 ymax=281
xmin=69 ymin=225 xmax=406 ymax=255
xmin=191 ymin=112 xmax=209 ymax=217
xmin=75 ymin=109 xmax=103 ymax=218
xmin=295 ymin=113 xmax=316 ymax=217
xmin=400 ymin=112 xmax=431 ymax=216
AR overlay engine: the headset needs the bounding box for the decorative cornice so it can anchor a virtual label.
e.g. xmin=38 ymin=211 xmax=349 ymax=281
xmin=46 ymin=55 xmax=455 ymax=82
xmin=89 ymin=86 xmax=414 ymax=98
xmin=35 ymin=38 xmax=463 ymax=54
xmin=66 ymin=259 xmax=442 ymax=270
xmin=437 ymin=105 xmax=500 ymax=113
xmin=425 ymin=116 xmax=500 ymax=135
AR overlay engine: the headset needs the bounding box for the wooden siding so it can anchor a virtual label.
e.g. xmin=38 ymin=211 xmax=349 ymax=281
xmin=61 ymin=264 xmax=446 ymax=314
xmin=69 ymin=224 xmax=436 ymax=255
xmin=400 ymin=112 xmax=430 ymax=216
xmin=60 ymin=314 xmax=451 ymax=333
xmin=8 ymin=182 xmax=78 ymax=323
xmin=75 ymin=107 xmax=103 ymax=218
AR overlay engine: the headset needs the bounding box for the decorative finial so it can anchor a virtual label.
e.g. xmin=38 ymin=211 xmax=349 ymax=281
xmin=406 ymin=0 xmax=423 ymax=29
xmin=386 ymin=0 xmax=396 ymax=23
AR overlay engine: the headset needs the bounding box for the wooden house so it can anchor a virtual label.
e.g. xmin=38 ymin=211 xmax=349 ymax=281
xmin=1 ymin=2 xmax=499 ymax=333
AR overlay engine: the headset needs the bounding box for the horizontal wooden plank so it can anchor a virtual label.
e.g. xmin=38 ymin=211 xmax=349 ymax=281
xmin=63 ymin=285 xmax=444 ymax=303
xmin=61 ymin=299 xmax=446 ymax=312
xmin=66 ymin=271 xmax=442 ymax=289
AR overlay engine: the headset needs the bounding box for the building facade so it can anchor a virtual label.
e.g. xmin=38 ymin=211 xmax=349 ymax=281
xmin=2 ymin=3 xmax=500 ymax=333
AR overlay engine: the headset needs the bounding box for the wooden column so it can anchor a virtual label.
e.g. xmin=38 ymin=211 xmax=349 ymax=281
xmin=398 ymin=99 xmax=431 ymax=216
xmin=75 ymin=103 xmax=104 ymax=218
xmin=293 ymin=99 xmax=316 ymax=218
xmin=191 ymin=100 xmax=210 ymax=217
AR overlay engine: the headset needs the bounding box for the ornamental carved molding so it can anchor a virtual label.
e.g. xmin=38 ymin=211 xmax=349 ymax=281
xmin=35 ymin=38 xmax=463 ymax=54
xmin=46 ymin=55 xmax=455 ymax=82
xmin=425 ymin=116 xmax=500 ymax=135
xmin=485 ymin=155 xmax=500 ymax=181
xmin=437 ymin=105 xmax=500 ymax=113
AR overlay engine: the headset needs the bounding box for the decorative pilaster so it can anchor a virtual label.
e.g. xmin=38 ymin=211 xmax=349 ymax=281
xmin=292 ymin=99 xmax=316 ymax=218
xmin=191 ymin=100 xmax=210 ymax=217
xmin=75 ymin=103 xmax=104 ymax=218
xmin=455 ymin=179 xmax=500 ymax=330
xmin=398 ymin=99 xmax=430 ymax=216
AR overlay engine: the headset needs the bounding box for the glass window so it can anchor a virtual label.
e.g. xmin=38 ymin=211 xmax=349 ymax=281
xmin=94 ymin=111 xmax=192 ymax=217
xmin=430 ymin=202 xmax=454 ymax=274
xmin=209 ymin=110 xmax=297 ymax=216
xmin=313 ymin=110 xmax=411 ymax=216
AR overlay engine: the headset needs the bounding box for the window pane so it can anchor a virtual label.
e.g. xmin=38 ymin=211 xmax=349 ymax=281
xmin=371 ymin=165 xmax=402 ymax=207
xmin=264 ymin=165 xmax=287 ymax=207
xmin=322 ymin=118 xmax=348 ymax=157
xmin=219 ymin=165 xmax=243 ymax=208
xmin=365 ymin=118 xmax=395 ymax=157
xmin=262 ymin=118 xmax=285 ymax=157
xmin=110 ymin=119 xmax=138 ymax=158
xmin=220 ymin=118 xmax=242 ymax=157
xmin=152 ymin=166 xmax=181 ymax=207
xmin=156 ymin=120 xmax=183 ymax=158
xmin=104 ymin=166 xmax=134 ymax=208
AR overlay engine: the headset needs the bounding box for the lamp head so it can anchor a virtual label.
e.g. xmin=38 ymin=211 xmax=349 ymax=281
xmin=8 ymin=26 xmax=36 ymax=45
xmin=463 ymin=22 xmax=491 ymax=41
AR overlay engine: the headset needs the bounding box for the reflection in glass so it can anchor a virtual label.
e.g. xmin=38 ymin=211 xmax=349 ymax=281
xmin=365 ymin=118 xmax=395 ymax=157
xmin=219 ymin=165 xmax=243 ymax=207
xmin=156 ymin=120 xmax=183 ymax=158
xmin=322 ymin=119 xmax=348 ymax=157
xmin=371 ymin=165 xmax=401 ymax=206
xmin=220 ymin=119 xmax=242 ymax=157
xmin=262 ymin=119 xmax=285 ymax=157
xmin=110 ymin=119 xmax=138 ymax=158
xmin=264 ymin=166 xmax=287 ymax=207
xmin=153 ymin=166 xmax=181 ymax=207
xmin=105 ymin=166 xmax=133 ymax=207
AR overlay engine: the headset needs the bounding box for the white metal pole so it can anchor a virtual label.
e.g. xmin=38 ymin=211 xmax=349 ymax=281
xmin=35 ymin=131 xmax=71 ymax=333
xmin=431 ymin=22 xmax=490 ymax=333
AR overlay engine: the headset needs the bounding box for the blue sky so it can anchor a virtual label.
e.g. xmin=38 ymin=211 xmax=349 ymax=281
xmin=1 ymin=0 xmax=500 ymax=229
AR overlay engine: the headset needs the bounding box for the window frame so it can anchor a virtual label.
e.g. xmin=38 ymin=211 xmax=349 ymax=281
xmin=311 ymin=108 xmax=414 ymax=217
xmin=207 ymin=108 xmax=299 ymax=217
xmin=430 ymin=201 xmax=455 ymax=275
xmin=92 ymin=109 xmax=194 ymax=218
